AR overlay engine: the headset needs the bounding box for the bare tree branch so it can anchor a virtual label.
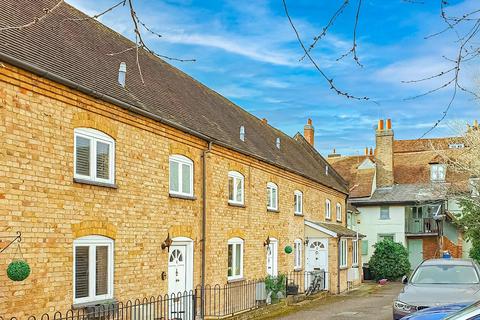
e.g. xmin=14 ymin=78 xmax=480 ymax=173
xmin=0 ymin=0 xmax=64 ymax=31
xmin=282 ymin=0 xmax=369 ymax=100
xmin=300 ymin=0 xmax=350 ymax=62
xmin=337 ymin=0 xmax=363 ymax=67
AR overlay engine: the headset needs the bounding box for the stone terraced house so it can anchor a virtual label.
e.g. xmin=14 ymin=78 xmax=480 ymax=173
xmin=0 ymin=0 xmax=362 ymax=317
xmin=328 ymin=119 xmax=470 ymax=274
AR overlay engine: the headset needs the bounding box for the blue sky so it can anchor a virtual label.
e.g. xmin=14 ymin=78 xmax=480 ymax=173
xmin=67 ymin=0 xmax=479 ymax=155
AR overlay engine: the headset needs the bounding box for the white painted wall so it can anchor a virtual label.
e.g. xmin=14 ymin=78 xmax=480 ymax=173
xmin=356 ymin=205 xmax=406 ymax=263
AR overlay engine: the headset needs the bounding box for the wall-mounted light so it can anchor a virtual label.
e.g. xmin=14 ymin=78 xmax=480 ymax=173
xmin=263 ymin=236 xmax=270 ymax=247
xmin=304 ymin=239 xmax=310 ymax=246
xmin=161 ymin=233 xmax=173 ymax=251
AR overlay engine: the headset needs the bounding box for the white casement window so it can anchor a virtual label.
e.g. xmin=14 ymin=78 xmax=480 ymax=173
xmin=73 ymin=236 xmax=114 ymax=304
xmin=227 ymin=238 xmax=244 ymax=280
xmin=169 ymin=155 xmax=194 ymax=197
xmin=228 ymin=171 xmax=244 ymax=205
xmin=430 ymin=164 xmax=446 ymax=182
xmin=294 ymin=190 xmax=303 ymax=215
xmin=336 ymin=203 xmax=342 ymax=222
xmin=380 ymin=206 xmax=390 ymax=220
xmin=267 ymin=182 xmax=278 ymax=211
xmin=325 ymin=199 xmax=331 ymax=219
xmin=74 ymin=128 xmax=115 ymax=184
xmin=294 ymin=239 xmax=302 ymax=270
xmin=352 ymin=239 xmax=359 ymax=267
xmin=340 ymin=239 xmax=348 ymax=268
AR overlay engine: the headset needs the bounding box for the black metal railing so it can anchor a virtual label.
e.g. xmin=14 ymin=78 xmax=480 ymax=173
xmin=197 ymin=279 xmax=265 ymax=318
xmin=2 ymin=273 xmax=325 ymax=320
xmin=286 ymin=270 xmax=328 ymax=295
xmin=2 ymin=291 xmax=196 ymax=320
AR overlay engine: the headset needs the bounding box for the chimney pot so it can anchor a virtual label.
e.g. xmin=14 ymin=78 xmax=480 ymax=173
xmin=378 ymin=119 xmax=384 ymax=131
xmin=474 ymin=119 xmax=479 ymax=129
xmin=118 ymin=62 xmax=127 ymax=87
xmin=386 ymin=118 xmax=392 ymax=130
xmin=369 ymin=148 xmax=373 ymax=156
xmin=365 ymin=147 xmax=368 ymax=155
xmin=304 ymin=119 xmax=315 ymax=146
xmin=261 ymin=118 xmax=268 ymax=124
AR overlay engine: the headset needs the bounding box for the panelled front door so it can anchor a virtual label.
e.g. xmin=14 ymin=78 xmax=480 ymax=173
xmin=266 ymin=239 xmax=278 ymax=276
xmin=408 ymin=239 xmax=423 ymax=270
xmin=168 ymin=245 xmax=187 ymax=294
xmin=306 ymin=238 xmax=329 ymax=290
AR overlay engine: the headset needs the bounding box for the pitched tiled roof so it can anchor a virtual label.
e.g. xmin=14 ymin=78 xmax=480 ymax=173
xmin=0 ymin=0 xmax=348 ymax=194
xmin=327 ymin=155 xmax=375 ymax=197
xmin=350 ymin=184 xmax=450 ymax=205
xmin=328 ymin=136 xmax=470 ymax=198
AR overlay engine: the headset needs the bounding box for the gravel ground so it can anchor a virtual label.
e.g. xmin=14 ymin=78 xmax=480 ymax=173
xmin=268 ymin=282 xmax=403 ymax=320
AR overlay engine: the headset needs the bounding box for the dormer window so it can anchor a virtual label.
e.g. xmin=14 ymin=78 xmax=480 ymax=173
xmin=430 ymin=164 xmax=446 ymax=182
xmin=240 ymin=126 xmax=245 ymax=142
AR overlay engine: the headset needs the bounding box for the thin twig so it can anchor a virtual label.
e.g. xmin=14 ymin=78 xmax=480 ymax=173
xmin=300 ymin=0 xmax=350 ymax=61
xmin=282 ymin=0 xmax=368 ymax=100
xmin=0 ymin=0 xmax=64 ymax=31
xmin=337 ymin=0 xmax=363 ymax=67
xmin=62 ymin=0 xmax=126 ymax=23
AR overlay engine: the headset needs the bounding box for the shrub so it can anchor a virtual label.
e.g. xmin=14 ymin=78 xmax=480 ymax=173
xmin=469 ymin=241 xmax=480 ymax=263
xmin=265 ymin=274 xmax=286 ymax=303
xmin=369 ymin=239 xmax=410 ymax=281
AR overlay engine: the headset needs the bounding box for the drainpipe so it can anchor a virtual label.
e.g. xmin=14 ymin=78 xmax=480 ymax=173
xmin=201 ymin=141 xmax=212 ymax=319
xmin=337 ymin=236 xmax=341 ymax=294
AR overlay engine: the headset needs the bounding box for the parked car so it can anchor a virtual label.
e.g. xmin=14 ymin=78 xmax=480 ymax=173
xmin=402 ymin=301 xmax=480 ymax=320
xmin=393 ymin=259 xmax=480 ymax=320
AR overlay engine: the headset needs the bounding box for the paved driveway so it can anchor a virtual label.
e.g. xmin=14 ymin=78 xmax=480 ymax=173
xmin=269 ymin=282 xmax=403 ymax=320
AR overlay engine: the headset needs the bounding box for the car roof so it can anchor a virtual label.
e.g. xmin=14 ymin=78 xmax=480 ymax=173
xmin=421 ymin=258 xmax=475 ymax=267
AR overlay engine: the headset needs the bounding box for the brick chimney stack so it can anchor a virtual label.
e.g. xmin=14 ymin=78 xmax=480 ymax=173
xmin=304 ymin=118 xmax=315 ymax=146
xmin=375 ymin=118 xmax=394 ymax=187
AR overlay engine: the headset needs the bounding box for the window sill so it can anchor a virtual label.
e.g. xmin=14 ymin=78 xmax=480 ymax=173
xmin=74 ymin=178 xmax=117 ymax=189
xmin=339 ymin=266 xmax=348 ymax=270
xmin=228 ymin=202 xmax=246 ymax=208
xmin=267 ymin=208 xmax=279 ymax=213
xmin=227 ymin=277 xmax=245 ymax=283
xmin=169 ymin=193 xmax=196 ymax=201
xmin=294 ymin=268 xmax=303 ymax=272
xmin=294 ymin=213 xmax=304 ymax=217
xmin=72 ymin=298 xmax=117 ymax=309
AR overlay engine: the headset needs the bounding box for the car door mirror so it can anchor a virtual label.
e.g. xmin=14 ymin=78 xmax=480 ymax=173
xmin=402 ymin=275 xmax=408 ymax=284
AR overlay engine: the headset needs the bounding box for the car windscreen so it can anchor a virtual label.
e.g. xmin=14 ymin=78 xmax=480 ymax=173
xmin=411 ymin=265 xmax=479 ymax=284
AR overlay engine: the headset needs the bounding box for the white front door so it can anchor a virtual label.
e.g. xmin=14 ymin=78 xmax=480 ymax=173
xmin=306 ymin=238 xmax=329 ymax=290
xmin=266 ymin=239 xmax=278 ymax=277
xmin=168 ymin=245 xmax=187 ymax=295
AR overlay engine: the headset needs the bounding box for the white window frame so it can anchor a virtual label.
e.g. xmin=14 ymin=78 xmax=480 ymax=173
xmin=294 ymin=239 xmax=302 ymax=270
xmin=325 ymin=199 xmax=331 ymax=219
xmin=74 ymin=128 xmax=115 ymax=184
xmin=294 ymin=190 xmax=303 ymax=215
xmin=380 ymin=206 xmax=390 ymax=220
xmin=340 ymin=239 xmax=348 ymax=268
xmin=267 ymin=182 xmax=278 ymax=211
xmin=227 ymin=237 xmax=244 ymax=281
xmin=352 ymin=239 xmax=359 ymax=267
xmin=228 ymin=171 xmax=244 ymax=205
xmin=73 ymin=235 xmax=114 ymax=305
xmin=336 ymin=203 xmax=342 ymax=222
xmin=169 ymin=154 xmax=194 ymax=197
xmin=430 ymin=164 xmax=446 ymax=182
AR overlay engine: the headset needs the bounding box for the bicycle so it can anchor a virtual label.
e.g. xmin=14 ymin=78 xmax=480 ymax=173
xmin=306 ymin=271 xmax=324 ymax=296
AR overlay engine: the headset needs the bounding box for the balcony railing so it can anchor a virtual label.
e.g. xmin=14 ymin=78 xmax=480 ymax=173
xmin=405 ymin=217 xmax=438 ymax=234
